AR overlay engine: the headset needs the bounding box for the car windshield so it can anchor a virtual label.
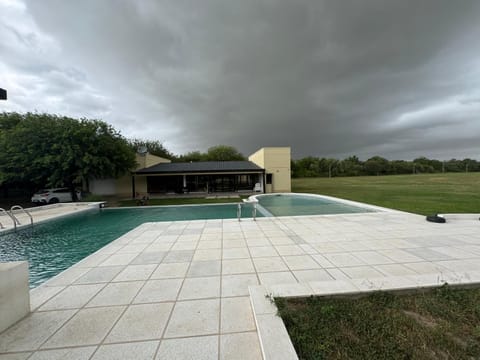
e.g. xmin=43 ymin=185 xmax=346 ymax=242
xmin=34 ymin=189 xmax=49 ymax=194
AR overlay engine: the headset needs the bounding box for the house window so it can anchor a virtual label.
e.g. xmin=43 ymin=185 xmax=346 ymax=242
xmin=266 ymin=173 xmax=273 ymax=184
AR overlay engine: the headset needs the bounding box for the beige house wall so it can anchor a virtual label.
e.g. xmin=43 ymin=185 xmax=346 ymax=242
xmin=117 ymin=153 xmax=171 ymax=196
xmin=249 ymin=147 xmax=291 ymax=193
xmin=92 ymin=153 xmax=171 ymax=196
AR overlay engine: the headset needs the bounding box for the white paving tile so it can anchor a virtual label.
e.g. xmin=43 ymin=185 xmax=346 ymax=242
xmin=222 ymin=247 xmax=250 ymax=259
xmin=282 ymin=255 xmax=321 ymax=270
xmin=222 ymin=258 xmax=255 ymax=274
xmin=249 ymin=246 xmax=278 ymax=258
xmin=86 ymin=281 xmax=144 ymax=307
xmin=133 ymin=278 xmax=183 ymax=303
xmin=221 ymin=296 xmax=256 ymax=333
xmin=187 ymin=260 xmax=221 ymax=277
xmin=164 ymin=299 xmax=220 ymax=338
xmin=258 ymin=271 xmax=297 ymax=286
xmin=220 ymin=332 xmax=263 ymax=360
xmin=156 ymin=335 xmax=218 ymax=360
xmin=0 ymin=310 xmax=76 ymax=352
xmin=222 ymin=274 xmax=259 ymax=297
xmin=275 ymin=245 xmax=305 ymax=256
xmin=323 ymin=252 xmax=366 ymax=267
xmin=341 ymin=266 xmax=385 ymax=279
xmin=92 ymin=341 xmax=159 ymax=360
xmin=105 ymin=303 xmax=173 ymax=343
xmin=374 ymin=264 xmax=418 ymax=277
xmin=38 ymin=284 xmax=105 ymax=311
xmin=350 ymin=251 xmax=395 ymax=265
xmin=74 ymin=266 xmax=125 ymax=284
xmin=293 ymin=269 xmax=333 ymax=282
xmin=253 ymin=257 xmax=289 ymax=272
xmin=28 ymin=347 xmax=96 ymax=360
xmin=43 ymin=267 xmax=89 ymax=286
xmin=113 ymin=264 xmax=157 ymax=282
xmin=0 ymin=353 xmax=32 ymax=360
xmin=178 ymin=276 xmax=220 ymax=300
xmin=197 ymin=240 xmax=222 ymax=249
xmin=150 ymin=262 xmax=189 ymax=279
xmin=193 ymin=249 xmax=221 ymax=261
xmin=42 ymin=306 xmax=125 ymax=348
xmin=29 ymin=286 xmax=65 ymax=311
xmin=99 ymin=253 xmax=137 ymax=267
xmin=378 ymin=249 xmax=424 ymax=263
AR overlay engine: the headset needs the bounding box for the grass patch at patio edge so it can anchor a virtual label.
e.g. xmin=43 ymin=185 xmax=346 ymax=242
xmin=275 ymin=285 xmax=480 ymax=360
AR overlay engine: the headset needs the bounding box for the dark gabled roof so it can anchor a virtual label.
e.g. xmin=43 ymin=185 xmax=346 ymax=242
xmin=135 ymin=161 xmax=264 ymax=174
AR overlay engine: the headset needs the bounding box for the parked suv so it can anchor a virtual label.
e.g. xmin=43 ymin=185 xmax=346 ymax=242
xmin=31 ymin=188 xmax=73 ymax=204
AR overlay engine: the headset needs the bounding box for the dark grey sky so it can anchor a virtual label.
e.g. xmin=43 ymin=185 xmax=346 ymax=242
xmin=1 ymin=0 xmax=480 ymax=159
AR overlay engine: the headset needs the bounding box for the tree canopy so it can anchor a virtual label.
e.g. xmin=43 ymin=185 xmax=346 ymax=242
xmin=177 ymin=145 xmax=246 ymax=162
xmin=291 ymin=155 xmax=480 ymax=178
xmin=128 ymin=138 xmax=174 ymax=159
xmin=0 ymin=112 xmax=136 ymax=189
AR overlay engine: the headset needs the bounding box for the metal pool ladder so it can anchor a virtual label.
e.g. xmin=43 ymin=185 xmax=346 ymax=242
xmin=0 ymin=207 xmax=17 ymax=229
xmin=238 ymin=199 xmax=258 ymax=221
xmin=9 ymin=205 xmax=34 ymax=231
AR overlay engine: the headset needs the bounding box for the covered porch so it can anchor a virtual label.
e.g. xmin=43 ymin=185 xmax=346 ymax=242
xmin=131 ymin=161 xmax=265 ymax=198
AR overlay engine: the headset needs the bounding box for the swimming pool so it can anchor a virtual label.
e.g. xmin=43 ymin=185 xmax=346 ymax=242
xmin=0 ymin=203 xmax=258 ymax=288
xmin=0 ymin=194 xmax=378 ymax=288
xmin=251 ymin=193 xmax=378 ymax=217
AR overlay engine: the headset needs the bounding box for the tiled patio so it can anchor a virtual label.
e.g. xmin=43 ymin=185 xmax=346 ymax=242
xmin=1 ymin=211 xmax=480 ymax=359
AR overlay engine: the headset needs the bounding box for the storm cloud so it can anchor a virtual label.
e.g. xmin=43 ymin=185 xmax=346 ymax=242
xmin=1 ymin=0 xmax=480 ymax=159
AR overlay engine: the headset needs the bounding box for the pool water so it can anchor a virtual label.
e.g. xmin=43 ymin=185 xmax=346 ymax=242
xmin=0 ymin=204 xmax=258 ymax=288
xmin=255 ymin=193 xmax=376 ymax=217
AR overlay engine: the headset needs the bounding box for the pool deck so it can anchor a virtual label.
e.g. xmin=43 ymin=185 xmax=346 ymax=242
xmin=1 ymin=211 xmax=480 ymax=359
xmin=0 ymin=203 xmax=102 ymax=233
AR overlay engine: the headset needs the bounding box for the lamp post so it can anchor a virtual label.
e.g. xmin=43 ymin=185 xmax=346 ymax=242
xmin=0 ymin=88 xmax=6 ymax=100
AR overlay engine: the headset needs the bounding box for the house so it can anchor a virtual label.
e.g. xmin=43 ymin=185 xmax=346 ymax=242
xmin=90 ymin=147 xmax=291 ymax=197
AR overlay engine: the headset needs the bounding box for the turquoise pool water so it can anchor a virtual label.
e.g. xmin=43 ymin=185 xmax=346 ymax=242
xmin=0 ymin=204 xmax=258 ymax=288
xmin=255 ymin=193 xmax=376 ymax=217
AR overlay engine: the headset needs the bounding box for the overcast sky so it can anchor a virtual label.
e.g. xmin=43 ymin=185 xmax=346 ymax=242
xmin=1 ymin=0 xmax=480 ymax=160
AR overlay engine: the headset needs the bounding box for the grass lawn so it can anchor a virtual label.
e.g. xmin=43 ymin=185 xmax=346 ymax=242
xmin=292 ymin=173 xmax=480 ymax=215
xmin=276 ymin=285 xmax=480 ymax=360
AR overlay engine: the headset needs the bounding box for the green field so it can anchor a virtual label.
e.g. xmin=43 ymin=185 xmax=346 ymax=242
xmin=276 ymin=285 xmax=480 ymax=360
xmin=292 ymin=173 xmax=480 ymax=215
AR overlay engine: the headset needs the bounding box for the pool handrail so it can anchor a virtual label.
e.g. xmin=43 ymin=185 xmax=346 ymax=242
xmin=242 ymin=198 xmax=258 ymax=221
xmin=10 ymin=205 xmax=34 ymax=228
xmin=0 ymin=207 xmax=17 ymax=230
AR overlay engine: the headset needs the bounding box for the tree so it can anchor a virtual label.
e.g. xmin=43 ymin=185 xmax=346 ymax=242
xmin=205 ymin=145 xmax=246 ymax=161
xmin=339 ymin=156 xmax=363 ymax=176
xmin=0 ymin=112 xmax=136 ymax=191
xmin=364 ymin=156 xmax=389 ymax=176
xmin=128 ymin=139 xmax=174 ymax=160
xmin=177 ymin=151 xmax=206 ymax=162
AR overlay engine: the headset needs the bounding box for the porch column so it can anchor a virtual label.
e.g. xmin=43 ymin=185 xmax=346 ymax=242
xmin=183 ymin=175 xmax=187 ymax=188
xmin=131 ymin=175 xmax=136 ymax=199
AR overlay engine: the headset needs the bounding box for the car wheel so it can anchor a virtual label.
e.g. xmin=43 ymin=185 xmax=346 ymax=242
xmin=49 ymin=197 xmax=59 ymax=204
